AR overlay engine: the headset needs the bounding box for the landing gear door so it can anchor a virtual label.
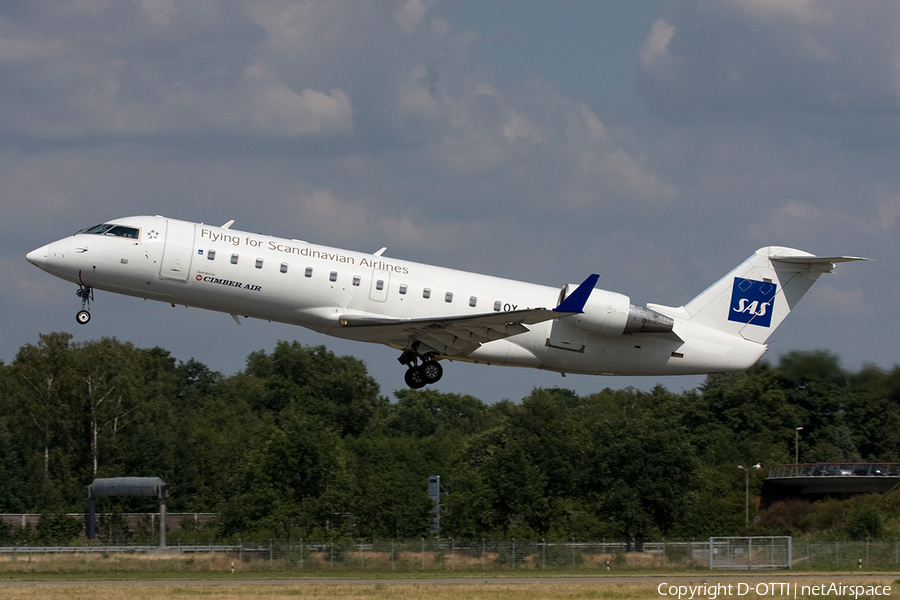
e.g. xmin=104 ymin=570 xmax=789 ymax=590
xmin=159 ymin=220 xmax=196 ymax=282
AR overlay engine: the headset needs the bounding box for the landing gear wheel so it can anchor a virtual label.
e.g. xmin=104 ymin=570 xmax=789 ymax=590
xmin=75 ymin=284 xmax=94 ymax=325
xmin=404 ymin=366 xmax=427 ymax=389
xmin=422 ymin=361 xmax=443 ymax=384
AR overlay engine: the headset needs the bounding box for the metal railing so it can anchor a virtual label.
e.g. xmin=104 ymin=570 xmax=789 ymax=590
xmin=767 ymin=463 xmax=900 ymax=479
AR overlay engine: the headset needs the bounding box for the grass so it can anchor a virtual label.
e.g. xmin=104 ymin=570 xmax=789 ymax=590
xmin=0 ymin=582 xmax=630 ymax=600
xmin=1 ymin=579 xmax=899 ymax=600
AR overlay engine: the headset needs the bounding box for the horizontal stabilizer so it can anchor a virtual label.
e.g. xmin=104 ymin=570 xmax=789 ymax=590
xmin=770 ymin=253 xmax=870 ymax=271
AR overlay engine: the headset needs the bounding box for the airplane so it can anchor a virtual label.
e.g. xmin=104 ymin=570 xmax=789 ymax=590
xmin=26 ymin=215 xmax=866 ymax=388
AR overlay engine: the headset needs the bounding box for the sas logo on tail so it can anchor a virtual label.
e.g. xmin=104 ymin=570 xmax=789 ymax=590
xmin=728 ymin=277 xmax=777 ymax=327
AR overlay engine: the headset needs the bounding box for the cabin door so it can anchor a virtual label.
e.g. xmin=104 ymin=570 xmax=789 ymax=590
xmin=159 ymin=220 xmax=196 ymax=282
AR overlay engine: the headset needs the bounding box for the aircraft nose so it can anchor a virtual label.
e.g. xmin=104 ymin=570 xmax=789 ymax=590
xmin=26 ymin=244 xmax=49 ymax=269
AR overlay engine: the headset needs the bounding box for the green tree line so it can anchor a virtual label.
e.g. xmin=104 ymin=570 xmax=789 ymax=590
xmin=1 ymin=332 xmax=900 ymax=542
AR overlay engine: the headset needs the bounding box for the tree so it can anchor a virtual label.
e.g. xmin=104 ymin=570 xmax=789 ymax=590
xmin=845 ymin=365 xmax=900 ymax=461
xmin=580 ymin=388 xmax=698 ymax=539
xmin=386 ymin=389 xmax=493 ymax=437
xmin=219 ymin=408 xmax=355 ymax=539
xmin=447 ymin=423 xmax=549 ymax=538
xmin=347 ymin=434 xmax=434 ymax=538
xmin=12 ymin=333 xmax=77 ymax=479
xmin=777 ymin=351 xmax=858 ymax=462
xmin=73 ymin=338 xmax=144 ymax=477
xmin=245 ymin=342 xmax=386 ymax=436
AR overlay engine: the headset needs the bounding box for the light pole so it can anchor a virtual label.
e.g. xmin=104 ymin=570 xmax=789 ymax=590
xmin=795 ymin=427 xmax=803 ymax=464
xmin=737 ymin=465 xmax=749 ymax=525
xmin=737 ymin=464 xmax=761 ymax=526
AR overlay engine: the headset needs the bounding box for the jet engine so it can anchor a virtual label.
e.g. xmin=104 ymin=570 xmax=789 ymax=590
xmin=557 ymin=284 xmax=674 ymax=336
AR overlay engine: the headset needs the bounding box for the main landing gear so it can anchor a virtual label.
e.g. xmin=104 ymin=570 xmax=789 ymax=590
xmin=399 ymin=348 xmax=444 ymax=389
xmin=76 ymin=284 xmax=93 ymax=325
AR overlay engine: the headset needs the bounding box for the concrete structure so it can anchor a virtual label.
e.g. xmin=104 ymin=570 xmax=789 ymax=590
xmin=762 ymin=463 xmax=900 ymax=506
xmin=87 ymin=477 xmax=168 ymax=547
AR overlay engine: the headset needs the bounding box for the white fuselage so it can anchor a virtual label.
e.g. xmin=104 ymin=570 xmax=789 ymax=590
xmin=27 ymin=215 xmax=769 ymax=377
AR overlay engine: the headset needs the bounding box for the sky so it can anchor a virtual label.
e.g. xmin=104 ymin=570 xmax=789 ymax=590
xmin=3 ymin=0 xmax=898 ymax=403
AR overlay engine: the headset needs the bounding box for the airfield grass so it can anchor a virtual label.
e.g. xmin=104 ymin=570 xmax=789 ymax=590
xmin=3 ymin=579 xmax=900 ymax=600
xmin=2 ymin=552 xmax=899 ymax=599
xmin=0 ymin=548 xmax=692 ymax=575
xmin=0 ymin=582 xmax=650 ymax=600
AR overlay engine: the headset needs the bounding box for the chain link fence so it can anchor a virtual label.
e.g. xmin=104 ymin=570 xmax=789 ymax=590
xmin=1 ymin=539 xmax=899 ymax=573
xmin=709 ymin=537 xmax=792 ymax=569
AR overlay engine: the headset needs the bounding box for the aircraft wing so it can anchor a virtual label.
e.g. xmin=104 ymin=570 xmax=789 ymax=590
xmin=338 ymin=307 xmax=571 ymax=357
xmin=338 ymin=273 xmax=600 ymax=357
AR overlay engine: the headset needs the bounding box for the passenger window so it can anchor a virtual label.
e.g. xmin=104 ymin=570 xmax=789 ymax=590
xmin=445 ymin=292 xmax=453 ymax=303
xmin=280 ymin=263 xmax=288 ymax=273
xmin=494 ymin=300 xmax=502 ymax=312
xmin=376 ymin=279 xmax=384 ymax=291
xmin=352 ymin=276 xmax=361 ymax=287
xmin=423 ymin=288 xmax=431 ymax=299
xmin=231 ymin=254 xmax=239 ymax=265
xmin=305 ymin=267 xmax=313 ymax=278
xmin=469 ymin=296 xmax=477 ymax=308
xmin=399 ymin=284 xmax=407 ymax=295
xmin=330 ymin=271 xmax=338 ymax=282
xmin=255 ymin=258 xmax=263 ymax=269
xmin=207 ymin=249 xmax=216 ymax=261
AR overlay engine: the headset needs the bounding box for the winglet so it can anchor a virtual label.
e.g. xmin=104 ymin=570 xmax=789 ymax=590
xmin=554 ymin=274 xmax=599 ymax=314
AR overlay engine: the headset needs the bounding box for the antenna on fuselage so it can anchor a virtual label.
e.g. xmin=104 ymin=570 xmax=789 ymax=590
xmin=221 ymin=220 xmax=235 ymax=229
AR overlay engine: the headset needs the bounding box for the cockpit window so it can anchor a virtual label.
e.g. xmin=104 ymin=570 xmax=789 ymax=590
xmin=78 ymin=224 xmax=139 ymax=239
xmin=80 ymin=224 xmax=112 ymax=235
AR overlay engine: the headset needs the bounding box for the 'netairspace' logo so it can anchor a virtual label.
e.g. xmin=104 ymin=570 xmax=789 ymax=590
xmin=657 ymin=582 xmax=892 ymax=599
xmin=728 ymin=277 xmax=777 ymax=327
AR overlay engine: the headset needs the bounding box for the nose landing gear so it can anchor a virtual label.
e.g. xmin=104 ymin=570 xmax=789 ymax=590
xmin=76 ymin=284 xmax=93 ymax=325
xmin=399 ymin=349 xmax=444 ymax=389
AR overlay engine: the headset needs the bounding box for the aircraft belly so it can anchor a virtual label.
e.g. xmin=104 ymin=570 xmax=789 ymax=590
xmin=535 ymin=323 xmax=766 ymax=376
xmin=466 ymin=339 xmax=541 ymax=367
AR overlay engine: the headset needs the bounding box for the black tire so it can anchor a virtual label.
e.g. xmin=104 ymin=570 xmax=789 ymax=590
xmin=404 ymin=366 xmax=427 ymax=389
xmin=422 ymin=361 xmax=443 ymax=384
xmin=76 ymin=310 xmax=91 ymax=325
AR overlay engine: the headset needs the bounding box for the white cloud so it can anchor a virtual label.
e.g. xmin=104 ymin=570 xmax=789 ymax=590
xmin=398 ymin=65 xmax=440 ymax=117
xmin=140 ymin=0 xmax=176 ymax=28
xmin=243 ymin=1 xmax=341 ymax=54
xmin=243 ymin=64 xmax=354 ymax=136
xmin=804 ymin=283 xmax=869 ymax=317
xmin=502 ymin=111 xmax=539 ymax=143
xmin=876 ymin=190 xmax=900 ymax=230
xmin=636 ymin=0 xmax=900 ymax=136
xmin=731 ymin=0 xmax=832 ymax=25
xmin=640 ymin=19 xmax=675 ymax=70
xmin=394 ymin=0 xmax=429 ymax=34
xmin=600 ymin=150 xmax=678 ymax=204
xmin=0 ymin=36 xmax=66 ymax=64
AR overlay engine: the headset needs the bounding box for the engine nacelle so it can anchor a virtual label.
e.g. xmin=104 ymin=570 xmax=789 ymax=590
xmin=557 ymin=284 xmax=674 ymax=336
